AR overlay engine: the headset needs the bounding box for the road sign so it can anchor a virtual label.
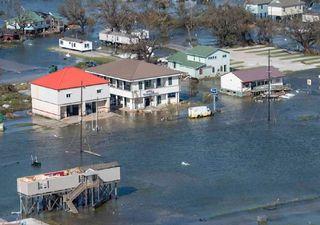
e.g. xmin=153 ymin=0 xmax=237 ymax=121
xmin=210 ymin=88 xmax=218 ymax=95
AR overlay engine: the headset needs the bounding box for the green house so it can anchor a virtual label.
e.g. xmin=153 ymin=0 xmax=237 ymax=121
xmin=167 ymin=45 xmax=230 ymax=79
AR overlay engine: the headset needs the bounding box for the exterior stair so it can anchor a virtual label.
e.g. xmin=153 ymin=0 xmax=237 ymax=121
xmin=63 ymin=179 xmax=100 ymax=213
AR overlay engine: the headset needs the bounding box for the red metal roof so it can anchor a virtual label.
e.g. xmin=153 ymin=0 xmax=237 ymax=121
xmin=31 ymin=67 xmax=109 ymax=90
xmin=233 ymin=66 xmax=284 ymax=83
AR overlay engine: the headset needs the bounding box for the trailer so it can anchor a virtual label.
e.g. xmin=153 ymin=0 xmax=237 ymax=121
xmin=59 ymin=37 xmax=93 ymax=52
xmin=188 ymin=106 xmax=212 ymax=119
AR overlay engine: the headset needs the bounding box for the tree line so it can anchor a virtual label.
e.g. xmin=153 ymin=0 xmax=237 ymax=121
xmin=3 ymin=0 xmax=320 ymax=57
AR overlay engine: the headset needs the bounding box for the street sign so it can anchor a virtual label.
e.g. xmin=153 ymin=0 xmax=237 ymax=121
xmin=307 ymin=79 xmax=312 ymax=86
xmin=210 ymin=88 xmax=218 ymax=95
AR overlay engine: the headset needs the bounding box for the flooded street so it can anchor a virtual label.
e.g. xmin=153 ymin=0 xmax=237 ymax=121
xmin=0 ymin=1 xmax=320 ymax=224
xmin=1 ymin=69 xmax=320 ymax=224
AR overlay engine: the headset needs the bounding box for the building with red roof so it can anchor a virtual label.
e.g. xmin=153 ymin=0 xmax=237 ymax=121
xmin=220 ymin=66 xmax=285 ymax=97
xmin=31 ymin=67 xmax=110 ymax=120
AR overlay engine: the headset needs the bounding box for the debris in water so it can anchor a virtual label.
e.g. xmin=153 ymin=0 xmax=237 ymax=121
xmin=181 ymin=161 xmax=190 ymax=166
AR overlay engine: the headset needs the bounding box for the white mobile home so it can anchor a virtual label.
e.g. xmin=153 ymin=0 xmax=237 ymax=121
xmin=31 ymin=67 xmax=110 ymax=120
xmin=59 ymin=37 xmax=93 ymax=52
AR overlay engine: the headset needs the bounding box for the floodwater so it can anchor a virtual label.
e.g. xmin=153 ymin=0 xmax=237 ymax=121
xmin=1 ymin=1 xmax=320 ymax=224
xmin=1 ymin=69 xmax=320 ymax=225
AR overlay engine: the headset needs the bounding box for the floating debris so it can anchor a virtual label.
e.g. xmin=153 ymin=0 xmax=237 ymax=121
xmin=181 ymin=161 xmax=190 ymax=166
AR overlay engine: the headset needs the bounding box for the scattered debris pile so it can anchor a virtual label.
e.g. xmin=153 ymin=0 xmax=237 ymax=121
xmin=0 ymin=84 xmax=31 ymax=115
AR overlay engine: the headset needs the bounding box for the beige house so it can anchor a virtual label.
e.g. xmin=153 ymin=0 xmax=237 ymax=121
xmin=87 ymin=59 xmax=182 ymax=110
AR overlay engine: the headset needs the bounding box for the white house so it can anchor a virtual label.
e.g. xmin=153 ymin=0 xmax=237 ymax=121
xmin=167 ymin=45 xmax=230 ymax=79
xmin=99 ymin=28 xmax=149 ymax=46
xmin=6 ymin=11 xmax=49 ymax=32
xmin=245 ymin=0 xmax=272 ymax=18
xmin=303 ymin=3 xmax=320 ymax=22
xmin=268 ymin=0 xmax=305 ymax=20
xmin=86 ymin=59 xmax=181 ymax=110
xmin=220 ymin=66 xmax=285 ymax=97
xmin=31 ymin=67 xmax=110 ymax=120
xmin=59 ymin=37 xmax=93 ymax=52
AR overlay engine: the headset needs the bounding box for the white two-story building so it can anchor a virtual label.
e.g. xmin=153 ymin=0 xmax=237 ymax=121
xmin=167 ymin=45 xmax=230 ymax=79
xmin=220 ymin=66 xmax=285 ymax=97
xmin=99 ymin=28 xmax=149 ymax=46
xmin=268 ymin=0 xmax=305 ymax=20
xmin=86 ymin=59 xmax=181 ymax=110
xmin=245 ymin=0 xmax=272 ymax=18
xmin=31 ymin=67 xmax=110 ymax=120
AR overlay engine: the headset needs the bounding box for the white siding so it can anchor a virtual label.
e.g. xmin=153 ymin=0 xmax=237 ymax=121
xmin=31 ymin=84 xmax=110 ymax=119
xmin=220 ymin=72 xmax=243 ymax=92
xmin=245 ymin=4 xmax=268 ymax=18
xmin=59 ymin=39 xmax=93 ymax=52
xmin=205 ymin=51 xmax=230 ymax=75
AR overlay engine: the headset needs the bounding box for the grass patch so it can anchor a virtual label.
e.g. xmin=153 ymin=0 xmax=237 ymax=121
xmin=297 ymin=114 xmax=320 ymax=121
xmin=276 ymin=53 xmax=303 ymax=59
xmin=15 ymin=122 xmax=34 ymax=127
xmin=0 ymin=85 xmax=31 ymax=114
xmin=232 ymin=45 xmax=267 ymax=51
xmin=291 ymin=57 xmax=319 ymax=62
xmin=75 ymin=56 xmax=114 ymax=69
xmin=243 ymin=48 xmax=275 ymax=53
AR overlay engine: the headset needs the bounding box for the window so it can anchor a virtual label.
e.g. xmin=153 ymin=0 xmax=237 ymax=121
xmin=224 ymin=65 xmax=227 ymax=72
xmin=223 ymin=55 xmax=227 ymax=58
xmin=156 ymin=78 xmax=161 ymax=87
xmin=168 ymin=77 xmax=172 ymax=85
xmin=173 ymin=62 xmax=176 ymax=68
xmin=139 ymin=81 xmax=143 ymax=90
xmin=145 ymin=80 xmax=152 ymax=89
xmin=168 ymin=93 xmax=176 ymax=98
xmin=60 ymin=40 xmax=63 ymax=45
xmin=124 ymin=81 xmax=131 ymax=91
xmin=66 ymin=93 xmax=71 ymax=98
xmin=212 ymin=67 xmax=215 ymax=73
xmin=199 ymin=68 xmax=203 ymax=75
xmin=261 ymin=5 xmax=263 ymax=9
xmin=97 ymin=89 xmax=102 ymax=94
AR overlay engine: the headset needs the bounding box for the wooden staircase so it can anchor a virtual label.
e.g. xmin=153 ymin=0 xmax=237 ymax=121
xmin=63 ymin=179 xmax=100 ymax=213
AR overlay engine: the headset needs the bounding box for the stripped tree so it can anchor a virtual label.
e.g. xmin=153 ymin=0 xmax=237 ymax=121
xmin=59 ymin=0 xmax=95 ymax=33
xmin=283 ymin=17 xmax=320 ymax=54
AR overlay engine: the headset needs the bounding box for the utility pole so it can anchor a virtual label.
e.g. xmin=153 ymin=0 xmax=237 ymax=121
xmin=267 ymin=48 xmax=271 ymax=122
xmin=96 ymin=95 xmax=99 ymax=133
xmin=80 ymin=81 xmax=83 ymax=153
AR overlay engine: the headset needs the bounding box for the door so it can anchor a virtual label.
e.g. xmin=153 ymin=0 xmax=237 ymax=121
xmin=145 ymin=97 xmax=150 ymax=107
xmin=157 ymin=95 xmax=161 ymax=105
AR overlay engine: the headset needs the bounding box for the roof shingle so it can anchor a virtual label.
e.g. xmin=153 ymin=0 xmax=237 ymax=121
xmin=86 ymin=59 xmax=181 ymax=81
xmin=232 ymin=66 xmax=284 ymax=82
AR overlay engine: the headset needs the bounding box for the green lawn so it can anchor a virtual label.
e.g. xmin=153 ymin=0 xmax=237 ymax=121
xmin=232 ymin=45 xmax=267 ymax=51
